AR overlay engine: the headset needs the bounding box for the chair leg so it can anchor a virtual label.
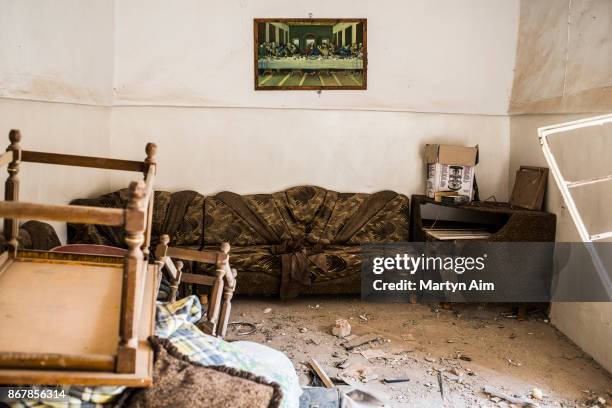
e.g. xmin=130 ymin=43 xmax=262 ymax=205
xmin=218 ymin=289 xmax=234 ymax=338
xmin=206 ymin=268 xmax=225 ymax=335
xmin=169 ymin=260 xmax=184 ymax=302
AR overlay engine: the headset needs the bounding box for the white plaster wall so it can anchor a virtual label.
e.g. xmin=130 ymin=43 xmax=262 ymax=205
xmin=0 ymin=0 xmax=115 ymax=241
xmin=109 ymin=107 xmax=510 ymax=199
xmin=0 ymin=99 xmax=112 ymax=241
xmin=108 ymin=0 xmax=516 ymax=200
xmin=0 ymin=0 xmax=114 ymax=105
xmin=510 ymin=0 xmax=612 ymax=113
xmin=113 ymin=0 xmax=519 ymax=115
xmin=508 ymin=114 xmax=612 ymax=372
xmin=551 ymin=302 xmax=612 ymax=373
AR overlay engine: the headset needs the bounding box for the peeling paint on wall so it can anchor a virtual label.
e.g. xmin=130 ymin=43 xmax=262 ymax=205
xmin=0 ymin=73 xmax=107 ymax=106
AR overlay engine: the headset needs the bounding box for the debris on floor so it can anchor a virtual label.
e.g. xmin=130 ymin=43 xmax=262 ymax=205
xmin=344 ymin=333 xmax=381 ymax=350
xmin=436 ymin=370 xmax=444 ymax=398
xmin=231 ymin=297 xmax=612 ymax=408
xmin=334 ymin=359 xmax=351 ymax=369
xmin=482 ymin=385 xmax=538 ymax=407
xmin=531 ymin=387 xmax=543 ymax=400
xmin=382 ymin=377 xmax=410 ymax=384
xmin=449 ymin=367 xmax=462 ymax=377
xmin=457 ymin=353 xmax=472 ymax=361
xmin=332 ymin=318 xmax=352 ymax=338
xmin=359 ymin=348 xmax=388 ymax=361
xmin=507 ymin=357 xmax=523 ymax=367
xmin=339 ymin=365 xmax=379 ymax=384
xmin=308 ymin=357 xmax=334 ymax=388
xmin=344 ymin=389 xmax=388 ymax=407
xmin=226 ymin=321 xmax=257 ymax=336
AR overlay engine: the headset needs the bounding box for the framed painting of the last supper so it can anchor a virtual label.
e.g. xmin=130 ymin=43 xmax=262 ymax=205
xmin=254 ymin=18 xmax=367 ymax=90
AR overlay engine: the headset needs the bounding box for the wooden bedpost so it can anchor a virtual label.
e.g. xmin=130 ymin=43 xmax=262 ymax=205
xmin=206 ymin=242 xmax=229 ymax=335
xmin=117 ymin=180 xmax=147 ymax=374
xmin=218 ymin=266 xmax=237 ymax=337
xmin=142 ymin=143 xmax=157 ymax=257
xmin=4 ymin=130 xmax=21 ymax=254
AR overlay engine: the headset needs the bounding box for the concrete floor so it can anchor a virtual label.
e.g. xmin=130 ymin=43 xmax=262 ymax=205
xmin=229 ymin=296 xmax=611 ymax=407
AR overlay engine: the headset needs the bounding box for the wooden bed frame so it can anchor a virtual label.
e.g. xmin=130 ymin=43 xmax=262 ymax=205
xmin=155 ymin=234 xmax=237 ymax=338
xmin=0 ymin=129 xmax=159 ymax=386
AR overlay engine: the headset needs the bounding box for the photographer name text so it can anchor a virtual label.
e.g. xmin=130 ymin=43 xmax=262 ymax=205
xmin=372 ymin=279 xmax=495 ymax=292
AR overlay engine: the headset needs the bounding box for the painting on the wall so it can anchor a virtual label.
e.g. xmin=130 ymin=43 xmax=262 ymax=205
xmin=254 ymin=19 xmax=367 ymax=90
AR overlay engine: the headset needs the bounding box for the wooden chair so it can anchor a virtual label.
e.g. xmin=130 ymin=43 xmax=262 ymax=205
xmin=155 ymin=234 xmax=237 ymax=337
xmin=0 ymin=130 xmax=159 ymax=386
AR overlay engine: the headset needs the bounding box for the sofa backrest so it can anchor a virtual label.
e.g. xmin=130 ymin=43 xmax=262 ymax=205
xmin=203 ymin=186 xmax=410 ymax=246
xmin=68 ymin=186 xmax=409 ymax=248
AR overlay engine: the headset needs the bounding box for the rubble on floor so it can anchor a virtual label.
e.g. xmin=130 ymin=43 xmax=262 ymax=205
xmin=228 ymin=297 xmax=612 ymax=408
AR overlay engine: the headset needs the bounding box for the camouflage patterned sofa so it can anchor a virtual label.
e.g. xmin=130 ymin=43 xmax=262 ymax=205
xmin=0 ymin=220 xmax=61 ymax=251
xmin=68 ymin=186 xmax=410 ymax=298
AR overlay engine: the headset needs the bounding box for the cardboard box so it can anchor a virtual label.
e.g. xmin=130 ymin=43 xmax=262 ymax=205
xmin=424 ymin=144 xmax=479 ymax=200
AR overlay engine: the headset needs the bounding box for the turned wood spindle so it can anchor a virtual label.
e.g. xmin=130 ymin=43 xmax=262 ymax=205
xmin=207 ymin=242 xmax=230 ymax=332
xmin=142 ymin=143 xmax=157 ymax=257
xmin=172 ymin=260 xmax=184 ymax=302
xmin=144 ymin=142 xmax=157 ymax=172
xmin=218 ymin=267 xmax=237 ymax=337
xmin=4 ymin=130 xmax=22 ymax=253
xmin=117 ymin=180 xmax=147 ymax=374
xmin=154 ymin=233 xmax=170 ymax=280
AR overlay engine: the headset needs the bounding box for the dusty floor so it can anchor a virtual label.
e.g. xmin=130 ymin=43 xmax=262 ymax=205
xmin=228 ymin=296 xmax=611 ymax=408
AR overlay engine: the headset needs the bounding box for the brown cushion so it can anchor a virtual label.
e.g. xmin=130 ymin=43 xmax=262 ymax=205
xmin=118 ymin=337 xmax=282 ymax=408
